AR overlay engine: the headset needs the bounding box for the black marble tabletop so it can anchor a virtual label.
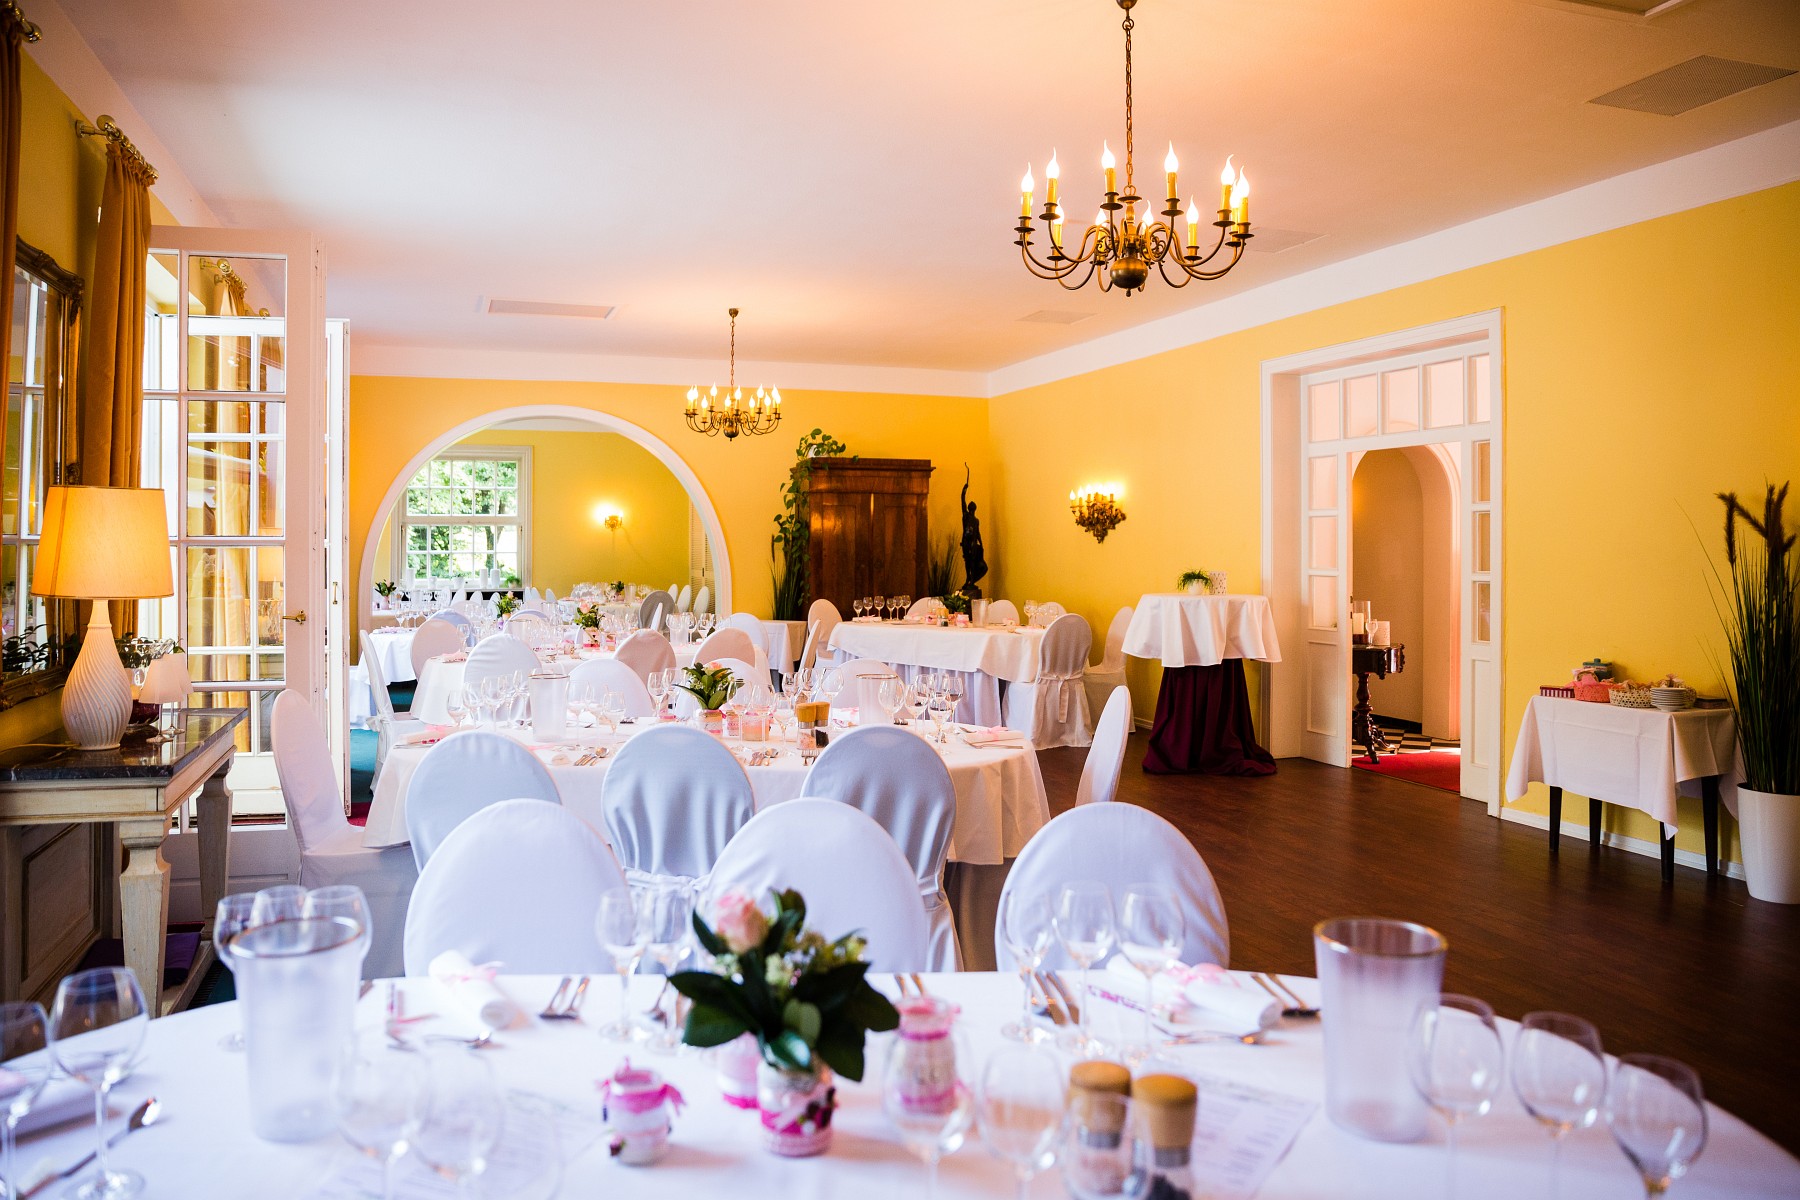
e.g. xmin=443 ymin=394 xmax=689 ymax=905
xmin=0 ymin=708 xmax=248 ymax=782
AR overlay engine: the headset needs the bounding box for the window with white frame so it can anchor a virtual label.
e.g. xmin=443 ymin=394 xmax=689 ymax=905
xmin=395 ymin=446 xmax=531 ymax=585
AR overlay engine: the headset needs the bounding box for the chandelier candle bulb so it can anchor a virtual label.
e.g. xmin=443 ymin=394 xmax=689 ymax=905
xmin=1046 ymin=151 xmax=1059 ymax=204
xmin=1186 ymin=199 xmax=1200 ymax=247
xmin=1021 ymin=165 xmax=1034 ymax=217
xmin=1165 ymin=144 xmax=1178 ymax=199
xmin=1220 ymin=156 xmax=1236 ymax=213
xmin=1231 ymin=171 xmax=1250 ymax=225
xmin=1102 ymin=142 xmax=1116 ymax=194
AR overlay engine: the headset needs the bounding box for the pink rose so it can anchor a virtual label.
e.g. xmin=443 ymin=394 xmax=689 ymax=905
xmin=712 ymin=890 xmax=769 ymax=954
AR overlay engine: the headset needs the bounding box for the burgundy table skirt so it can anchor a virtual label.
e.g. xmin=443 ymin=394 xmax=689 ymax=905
xmin=1142 ymin=660 xmax=1277 ymax=776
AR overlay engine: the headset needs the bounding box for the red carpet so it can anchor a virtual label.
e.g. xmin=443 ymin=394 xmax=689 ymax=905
xmin=1352 ymin=749 xmax=1461 ymax=793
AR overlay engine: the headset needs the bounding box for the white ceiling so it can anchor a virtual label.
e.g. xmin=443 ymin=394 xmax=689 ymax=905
xmin=51 ymin=0 xmax=1800 ymax=377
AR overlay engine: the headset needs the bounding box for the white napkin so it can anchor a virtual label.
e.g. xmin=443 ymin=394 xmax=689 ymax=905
xmin=428 ymin=950 xmax=524 ymax=1030
xmin=4 ymin=1075 xmax=95 ymax=1135
xmin=1103 ymin=957 xmax=1279 ymax=1035
xmin=395 ymin=725 xmax=450 ymax=748
xmin=959 ymin=726 xmax=1025 ymax=748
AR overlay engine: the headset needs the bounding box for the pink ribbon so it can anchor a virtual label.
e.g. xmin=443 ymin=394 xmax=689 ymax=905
xmin=442 ymin=960 xmax=501 ymax=986
xmin=599 ymin=1063 xmax=686 ymax=1117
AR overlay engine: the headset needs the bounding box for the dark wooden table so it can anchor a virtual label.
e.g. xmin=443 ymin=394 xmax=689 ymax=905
xmin=1351 ymin=643 xmax=1406 ymax=763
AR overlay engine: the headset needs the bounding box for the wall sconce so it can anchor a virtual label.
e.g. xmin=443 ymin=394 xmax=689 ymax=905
xmin=593 ymin=504 xmax=623 ymax=532
xmin=1070 ymin=482 xmax=1126 ymax=542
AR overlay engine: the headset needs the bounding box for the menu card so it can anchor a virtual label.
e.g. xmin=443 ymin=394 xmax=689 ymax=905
xmin=1187 ymin=1072 xmax=1316 ymax=1199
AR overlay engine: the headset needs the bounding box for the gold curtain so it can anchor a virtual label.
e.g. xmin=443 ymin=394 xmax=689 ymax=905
xmin=0 ymin=6 xmax=33 ymax=478
xmin=78 ymin=141 xmax=152 ymax=489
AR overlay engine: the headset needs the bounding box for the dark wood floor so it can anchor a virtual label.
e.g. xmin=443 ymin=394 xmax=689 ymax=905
xmin=1035 ymin=738 xmax=1800 ymax=1154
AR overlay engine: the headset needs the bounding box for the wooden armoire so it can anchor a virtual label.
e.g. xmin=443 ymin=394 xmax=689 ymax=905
xmin=800 ymin=457 xmax=932 ymax=616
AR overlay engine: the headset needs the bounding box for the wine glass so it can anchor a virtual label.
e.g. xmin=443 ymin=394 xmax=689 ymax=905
xmin=882 ymin=1016 xmax=973 ymax=1199
xmin=1609 ymin=1055 xmax=1708 ymax=1197
xmin=444 ymin=688 xmax=467 ymax=731
xmin=1053 ymin=882 xmax=1116 ymax=1056
xmin=873 ymin=595 xmax=887 ymax=622
xmin=999 ymin=893 xmax=1055 ymax=1044
xmin=1063 ymin=1091 xmax=1145 ymax=1200
xmin=47 ymin=968 xmax=149 ymax=1200
xmin=647 ymin=671 xmax=671 ymax=720
xmin=213 ymin=893 xmax=256 ymax=1051
xmin=821 ymin=669 xmax=844 ymax=704
xmin=906 ymin=682 xmax=930 ymax=728
xmin=1513 ymin=1012 xmax=1607 ymax=1200
xmin=333 ymin=1038 xmax=427 ymax=1200
xmin=304 ymin=885 xmax=373 ymax=971
xmin=1023 ymin=601 xmax=1039 ymax=627
xmin=939 ymin=674 xmax=964 ymax=723
xmin=251 ymin=884 xmax=307 ymax=926
xmin=413 ymin=1048 xmax=506 ymax=1197
xmin=977 ymin=1044 xmax=1064 ymax=1200
xmin=1118 ymin=885 xmax=1184 ymax=1057
xmin=1 ymin=1001 xmax=50 ymax=1200
xmin=600 ymin=689 xmax=627 ymax=734
xmin=595 ymin=887 xmax=649 ymax=1041
xmin=1408 ymin=994 xmax=1505 ymax=1200
xmin=641 ymin=886 xmax=693 ymax=1047
xmin=853 ymin=598 xmax=865 ymax=619
xmin=927 ymin=691 xmax=956 ymax=745
xmin=878 ymin=677 xmax=908 ymax=725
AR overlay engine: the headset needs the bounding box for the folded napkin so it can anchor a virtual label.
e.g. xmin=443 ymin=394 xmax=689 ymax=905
xmin=395 ymin=725 xmax=451 ymax=748
xmin=428 ymin=950 xmax=525 ymax=1030
xmin=4 ymin=1075 xmax=96 ymax=1136
xmin=1102 ymin=957 xmax=1279 ymax=1035
xmin=439 ymin=652 xmax=468 ymax=664
xmin=959 ymin=725 xmax=1025 ymax=748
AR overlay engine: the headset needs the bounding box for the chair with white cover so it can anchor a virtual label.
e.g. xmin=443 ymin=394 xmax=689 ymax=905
xmin=602 ymin=725 xmax=754 ymax=894
xmin=463 ymin=633 xmax=538 ymax=691
xmin=403 ymin=799 xmax=622 ymax=977
xmin=410 ymin=617 xmax=466 ymax=678
xmin=271 ymin=690 xmax=417 ymax=979
xmin=523 ymin=586 xmax=542 ymax=607
xmin=1076 ymin=686 xmax=1132 ymax=806
xmin=614 ymin=629 xmax=677 ymax=682
xmin=403 ymin=729 xmax=561 ymax=870
xmin=994 ymin=804 xmax=1228 ymax=972
xmin=799 ymin=598 xmax=842 ymax=671
xmin=567 ymin=658 xmax=656 ymax=718
xmin=1035 ymin=601 xmax=1066 ymax=623
xmin=905 ymin=596 xmax=944 ymax=620
xmin=693 ymin=585 xmax=711 ymax=615
xmin=359 ymin=630 xmax=425 ymax=783
xmin=430 ymin=608 xmax=473 ymax=637
xmin=638 ymin=590 xmax=675 ymax=631
xmin=693 ymin=627 xmax=757 ymax=668
xmin=1003 ymin=612 xmax=1093 ymax=749
xmin=1083 ymin=605 xmax=1133 ymax=717
xmin=986 ymin=599 xmax=1020 ymax=625
xmin=723 ymin=612 xmax=763 ymax=639
xmin=676 ymin=585 xmax=693 ymax=613
xmin=805 ymin=726 xmax=960 ymax=969
xmin=543 ymin=588 xmax=556 ymax=604
xmin=832 ymin=657 xmax=899 ymax=721
xmin=707 ymin=799 xmax=930 ymax=973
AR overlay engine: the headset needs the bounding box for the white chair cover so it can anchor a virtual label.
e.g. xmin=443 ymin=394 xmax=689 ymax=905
xmin=410 ymin=618 xmax=466 ymax=678
xmin=404 ymin=729 xmax=561 ymax=869
xmin=995 ymin=804 xmax=1229 ymax=972
xmin=543 ymin=588 xmax=557 ymax=604
xmin=905 ymin=597 xmax=944 ymax=619
xmin=523 ymin=586 xmax=542 ymax=607
xmin=430 ymin=608 xmax=474 ymax=636
xmin=614 ymin=630 xmax=677 ymax=682
xmin=464 ymin=633 xmax=538 ymax=691
xmin=693 ymin=628 xmax=757 ymax=667
xmin=271 ymin=690 xmax=416 ymax=979
xmin=511 ymin=608 xmax=552 ymax=622
xmin=567 ymin=658 xmax=656 ymax=718
xmin=693 ymin=585 xmax=712 ymax=615
xmin=1076 ymin=686 xmax=1132 ymax=806
xmin=638 ymin=590 xmax=676 ymax=630
xmin=676 ymin=585 xmax=693 ymax=613
xmin=707 ymin=799 xmax=930 ymax=973
xmin=833 ymin=657 xmax=898 ymax=721
xmin=801 ymin=598 xmax=842 ymax=670
xmin=602 ymin=725 xmax=754 ymax=892
xmin=359 ymin=630 xmax=424 ymax=782
xmin=403 ymin=799 xmax=622 ymax=977
xmin=805 ymin=726 xmax=960 ymax=969
xmin=1003 ymin=612 xmax=1093 ymax=749
xmin=986 ymin=599 xmax=1020 ymax=625
xmin=1083 ymin=605 xmax=1133 ymax=716
xmin=723 ymin=612 xmax=763 ymax=639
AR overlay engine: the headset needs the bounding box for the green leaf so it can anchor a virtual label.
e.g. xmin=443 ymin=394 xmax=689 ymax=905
xmin=682 ymin=1000 xmax=751 ymax=1048
xmin=844 ymin=981 xmax=901 ymax=1033
xmin=768 ymin=1028 xmax=813 ymax=1072
xmin=690 ymin=912 xmax=727 ymax=958
xmin=813 ymin=1019 xmax=866 ymax=1082
xmin=782 ymin=998 xmax=822 ymax=1044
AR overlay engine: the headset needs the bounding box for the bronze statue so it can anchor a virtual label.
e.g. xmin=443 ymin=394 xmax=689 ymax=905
xmin=960 ymin=464 xmax=986 ymax=597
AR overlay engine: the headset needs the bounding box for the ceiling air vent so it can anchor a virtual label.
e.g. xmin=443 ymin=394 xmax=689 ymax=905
xmin=1245 ymin=229 xmax=1325 ymax=255
xmin=484 ymin=298 xmax=616 ymax=319
xmin=1018 ymin=310 xmax=1093 ymax=325
xmin=1590 ymin=55 xmax=1795 ymax=116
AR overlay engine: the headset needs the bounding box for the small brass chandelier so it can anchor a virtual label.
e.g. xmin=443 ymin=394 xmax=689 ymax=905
xmin=1071 ymin=483 xmax=1127 ymax=542
xmin=1015 ymin=0 xmax=1253 ymax=295
xmin=684 ymin=308 xmax=782 ymax=441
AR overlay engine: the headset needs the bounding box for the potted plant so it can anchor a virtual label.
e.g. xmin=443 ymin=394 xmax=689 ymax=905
xmin=374 ymin=579 xmax=399 ymax=608
xmin=1713 ymin=485 xmax=1800 ymax=903
xmin=494 ymin=592 xmax=520 ymax=618
xmin=671 ymin=889 xmax=899 ymax=1157
xmin=1176 ymin=568 xmax=1212 ymax=595
xmin=676 ymin=663 xmax=740 ymax=736
xmin=572 ymin=601 xmax=602 ymax=645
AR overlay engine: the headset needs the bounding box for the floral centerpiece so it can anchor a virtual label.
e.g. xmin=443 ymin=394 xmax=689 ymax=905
xmin=572 ymin=600 xmax=602 ymax=643
xmin=494 ymin=592 xmax=520 ymax=617
xmin=939 ymin=591 xmax=971 ymax=617
xmin=676 ymin=663 xmax=740 ymax=735
xmin=671 ymin=889 xmax=899 ymax=1156
xmin=374 ymin=579 xmax=399 ymax=606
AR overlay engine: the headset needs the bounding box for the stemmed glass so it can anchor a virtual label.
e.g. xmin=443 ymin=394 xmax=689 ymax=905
xmin=304 ymin=885 xmax=373 ymax=972
xmin=927 ymin=690 xmax=956 ymax=745
xmin=873 ymin=595 xmax=886 ymax=622
xmin=939 ymin=674 xmax=964 ymax=724
xmin=251 ymin=884 xmax=307 ymax=926
xmin=648 ymin=670 xmax=672 ymax=721
xmin=999 ymin=893 xmax=1055 ymax=1044
xmin=1117 ymin=885 xmax=1184 ymax=1058
xmin=1 ymin=1001 xmax=50 ymax=1200
xmin=1513 ymin=1012 xmax=1607 ymax=1200
xmin=641 ymin=886 xmax=693 ymax=1047
xmin=47 ymin=968 xmax=149 ymax=1200
xmin=1608 ymin=1055 xmax=1708 ymax=1197
xmin=821 ymin=669 xmax=845 ymax=706
xmin=853 ymin=598 xmax=866 ymax=619
xmin=1023 ymin=601 xmax=1039 ymax=627
xmin=444 ymin=688 xmax=467 ymax=731
xmin=412 ymin=1049 xmax=506 ymax=1198
xmin=882 ymin=1017 xmax=973 ymax=1199
xmin=333 ymin=1039 xmax=427 ymax=1200
xmin=214 ymin=893 xmax=256 ymax=1051
xmin=878 ymin=677 xmax=908 ymax=725
xmin=600 ymin=689 xmax=627 ymax=733
xmin=1053 ymin=883 xmax=1116 ymax=1056
xmin=1407 ymin=994 xmax=1505 ymax=1200
xmin=976 ymin=1045 xmax=1064 ymax=1200
xmin=906 ymin=683 xmax=930 ymax=728
xmin=595 ymin=887 xmax=649 ymax=1041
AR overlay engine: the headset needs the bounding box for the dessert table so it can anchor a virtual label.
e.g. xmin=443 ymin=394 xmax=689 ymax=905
xmin=1124 ymin=594 xmax=1281 ymax=776
xmin=828 ymin=620 xmax=1047 ymax=726
xmin=1505 ymin=696 xmax=1739 ymax=880
xmin=408 ymin=643 xmax=702 ymax=725
xmin=11 ymin=971 xmax=1792 ymax=1199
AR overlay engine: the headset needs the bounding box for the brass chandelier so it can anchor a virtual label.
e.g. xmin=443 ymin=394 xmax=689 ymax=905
xmin=1015 ymin=0 xmax=1253 ymax=295
xmin=685 ymin=308 xmax=782 ymax=441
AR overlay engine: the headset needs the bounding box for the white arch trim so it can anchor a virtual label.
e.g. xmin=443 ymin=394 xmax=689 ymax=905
xmin=357 ymin=404 xmax=731 ymax=615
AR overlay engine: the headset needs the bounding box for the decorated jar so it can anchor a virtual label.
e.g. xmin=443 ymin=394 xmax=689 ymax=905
xmin=715 ymin=1033 xmax=761 ymax=1110
xmin=757 ymin=1061 xmax=836 ymax=1157
xmin=601 ymin=1060 xmax=684 ymax=1165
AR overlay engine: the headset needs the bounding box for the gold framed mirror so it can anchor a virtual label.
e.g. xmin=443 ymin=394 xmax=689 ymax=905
xmin=2 ymin=239 xmax=81 ymax=706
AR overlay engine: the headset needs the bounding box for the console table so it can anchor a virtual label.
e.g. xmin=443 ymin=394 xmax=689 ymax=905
xmin=1351 ymin=643 xmax=1407 ymax=764
xmin=0 ymin=708 xmax=245 ymax=1013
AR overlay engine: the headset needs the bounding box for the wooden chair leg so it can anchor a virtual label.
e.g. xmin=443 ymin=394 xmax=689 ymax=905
xmin=1590 ymin=798 xmax=1603 ymax=850
xmin=1703 ymin=778 xmax=1721 ymax=877
xmin=1549 ymin=786 xmax=1563 ymax=857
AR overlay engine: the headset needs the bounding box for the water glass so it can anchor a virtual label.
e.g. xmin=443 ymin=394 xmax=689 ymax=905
xmin=999 ymin=892 xmax=1055 ymax=1044
xmin=1513 ymin=1012 xmax=1606 ymax=1200
xmin=1118 ymin=885 xmax=1184 ymax=1056
xmin=1054 ymin=882 xmax=1116 ymax=1055
xmin=333 ymin=1039 xmax=426 ymax=1200
xmin=1 ymin=1001 xmax=50 ymax=1200
xmin=641 ymin=886 xmax=693 ymax=1046
xmin=47 ymin=967 xmax=149 ymax=1200
xmin=1407 ymin=994 xmax=1505 ymax=1199
xmin=413 ymin=1049 xmax=505 ymax=1196
xmin=976 ymin=1045 xmax=1064 ymax=1200
xmin=214 ymin=893 xmax=256 ymax=1051
xmin=927 ymin=695 xmax=955 ymax=744
xmin=596 ymin=887 xmax=649 ymax=1041
xmin=1609 ymin=1055 xmax=1707 ymax=1196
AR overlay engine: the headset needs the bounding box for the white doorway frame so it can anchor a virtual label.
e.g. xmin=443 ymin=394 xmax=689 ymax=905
xmin=1261 ymin=310 xmax=1505 ymax=812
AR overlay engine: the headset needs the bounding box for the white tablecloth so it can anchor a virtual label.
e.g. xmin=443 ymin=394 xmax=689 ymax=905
xmin=21 ymin=972 xmax=1793 ymax=1199
xmin=1123 ymin=593 xmax=1282 ymax=667
xmin=1505 ymin=696 xmax=1741 ymax=830
xmin=762 ymin=619 xmax=806 ymax=675
xmin=409 ymin=645 xmax=702 ymax=725
xmin=829 ymin=621 xmax=1047 ymax=683
xmin=363 ymin=626 xmax=419 ymax=683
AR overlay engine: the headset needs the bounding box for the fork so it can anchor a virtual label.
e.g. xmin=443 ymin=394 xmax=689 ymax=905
xmin=1254 ymin=972 xmax=1320 ymax=1019
xmin=549 ymin=975 xmax=592 ymax=1020
xmin=538 ymin=976 xmax=573 ymax=1019
xmin=1042 ymin=969 xmax=1082 ymax=1026
xmin=1031 ymin=971 xmax=1068 ymax=1026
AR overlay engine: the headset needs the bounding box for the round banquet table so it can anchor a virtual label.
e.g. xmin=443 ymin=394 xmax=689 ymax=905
xmin=363 ymin=719 xmax=1049 ymax=970
xmin=1124 ymin=593 xmax=1282 ymax=776
xmin=409 ymin=644 xmax=702 ymax=725
xmin=14 ymin=972 xmax=1791 ymax=1199
xmin=827 ymin=620 xmax=1047 ymax=727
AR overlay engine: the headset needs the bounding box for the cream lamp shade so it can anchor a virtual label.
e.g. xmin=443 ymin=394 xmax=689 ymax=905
xmin=31 ymin=486 xmax=174 ymax=750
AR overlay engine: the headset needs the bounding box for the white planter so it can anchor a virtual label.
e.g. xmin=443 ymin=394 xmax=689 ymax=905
xmin=1740 ymin=787 xmax=1800 ymax=904
xmin=1183 ymin=581 xmax=1205 ymax=595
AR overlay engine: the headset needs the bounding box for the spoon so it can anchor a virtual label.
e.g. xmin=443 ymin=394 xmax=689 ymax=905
xmin=24 ymin=1097 xmax=162 ymax=1197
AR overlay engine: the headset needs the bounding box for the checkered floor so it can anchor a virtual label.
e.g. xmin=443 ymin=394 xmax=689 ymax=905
xmin=1375 ymin=723 xmax=1461 ymax=754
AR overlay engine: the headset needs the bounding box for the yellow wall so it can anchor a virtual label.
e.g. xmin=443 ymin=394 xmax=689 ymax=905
xmin=987 ymin=181 xmax=1800 ymax=863
xmin=349 ymin=378 xmax=992 ymax=635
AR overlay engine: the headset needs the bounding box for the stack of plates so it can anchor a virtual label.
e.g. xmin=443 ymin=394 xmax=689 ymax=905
xmin=1651 ymin=685 xmax=1696 ymax=711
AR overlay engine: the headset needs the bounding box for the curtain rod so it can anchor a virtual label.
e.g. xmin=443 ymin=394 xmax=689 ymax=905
xmin=2 ymin=3 xmax=42 ymax=42
xmin=74 ymin=114 xmax=159 ymax=183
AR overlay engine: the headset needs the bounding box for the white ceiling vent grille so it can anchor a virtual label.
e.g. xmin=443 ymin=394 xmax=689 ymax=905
xmin=1018 ymin=310 xmax=1093 ymax=325
xmin=1590 ymin=55 xmax=1795 ymax=116
xmin=1245 ymin=229 xmax=1326 ymax=255
xmin=484 ymin=298 xmax=616 ymax=319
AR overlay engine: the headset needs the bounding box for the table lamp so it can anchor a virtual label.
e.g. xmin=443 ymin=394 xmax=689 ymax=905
xmin=31 ymin=485 xmax=174 ymax=749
